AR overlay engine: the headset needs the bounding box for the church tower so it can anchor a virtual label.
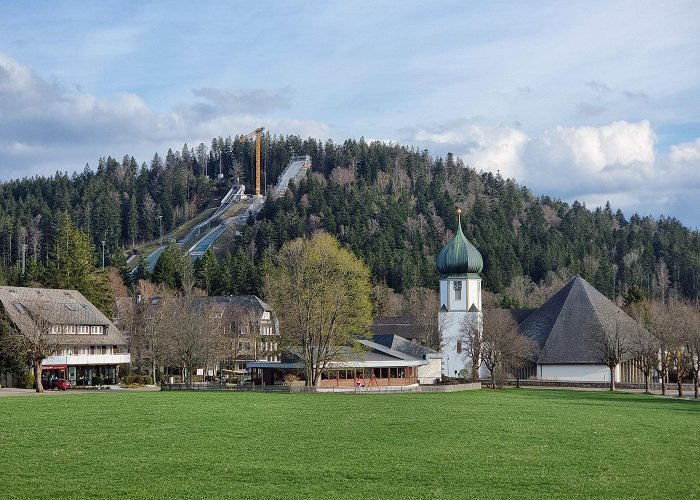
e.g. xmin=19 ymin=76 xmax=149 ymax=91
xmin=436 ymin=208 xmax=483 ymax=378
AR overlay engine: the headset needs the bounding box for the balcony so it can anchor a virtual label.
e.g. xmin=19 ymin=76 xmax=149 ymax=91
xmin=43 ymin=353 xmax=131 ymax=366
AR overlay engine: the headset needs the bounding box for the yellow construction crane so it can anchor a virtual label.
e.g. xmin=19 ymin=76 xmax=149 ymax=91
xmin=239 ymin=127 xmax=264 ymax=196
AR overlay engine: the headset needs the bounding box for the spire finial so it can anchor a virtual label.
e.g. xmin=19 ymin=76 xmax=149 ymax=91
xmin=457 ymin=207 xmax=462 ymax=226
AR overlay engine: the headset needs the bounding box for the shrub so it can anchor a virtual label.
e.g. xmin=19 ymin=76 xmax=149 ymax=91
xmin=92 ymin=374 xmax=103 ymax=387
xmin=120 ymin=373 xmax=152 ymax=386
xmin=18 ymin=371 xmax=34 ymax=389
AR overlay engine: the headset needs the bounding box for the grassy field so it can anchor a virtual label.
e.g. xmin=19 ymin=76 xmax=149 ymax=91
xmin=0 ymin=389 xmax=697 ymax=499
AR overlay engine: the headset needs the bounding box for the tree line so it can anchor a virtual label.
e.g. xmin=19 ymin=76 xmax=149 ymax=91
xmin=0 ymin=133 xmax=697 ymax=308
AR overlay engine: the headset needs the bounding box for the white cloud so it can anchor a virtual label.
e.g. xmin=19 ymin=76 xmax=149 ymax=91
xmin=669 ymin=138 xmax=700 ymax=163
xmin=410 ymin=121 xmax=527 ymax=179
xmin=406 ymin=117 xmax=699 ymax=226
xmin=523 ymin=120 xmax=656 ymax=195
xmin=0 ymin=52 xmax=327 ymax=179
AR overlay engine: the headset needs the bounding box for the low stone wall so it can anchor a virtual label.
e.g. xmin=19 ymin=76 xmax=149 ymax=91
xmin=419 ymin=382 xmax=481 ymax=392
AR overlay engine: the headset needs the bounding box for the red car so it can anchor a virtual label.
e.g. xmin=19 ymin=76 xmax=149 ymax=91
xmin=47 ymin=378 xmax=71 ymax=391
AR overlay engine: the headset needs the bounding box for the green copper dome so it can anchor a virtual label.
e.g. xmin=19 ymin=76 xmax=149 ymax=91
xmin=436 ymin=209 xmax=483 ymax=276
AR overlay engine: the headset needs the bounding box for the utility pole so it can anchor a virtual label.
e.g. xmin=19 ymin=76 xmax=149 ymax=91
xmin=159 ymin=215 xmax=163 ymax=246
xmin=101 ymin=240 xmax=106 ymax=269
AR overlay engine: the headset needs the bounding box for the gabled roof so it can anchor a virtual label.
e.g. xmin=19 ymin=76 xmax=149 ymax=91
xmin=143 ymin=295 xmax=274 ymax=314
xmin=518 ymin=276 xmax=644 ymax=365
xmin=0 ymin=286 xmax=126 ymax=346
xmin=371 ymin=316 xmax=426 ymax=342
xmin=261 ymin=335 xmax=435 ymax=369
xmin=371 ymin=334 xmax=441 ymax=360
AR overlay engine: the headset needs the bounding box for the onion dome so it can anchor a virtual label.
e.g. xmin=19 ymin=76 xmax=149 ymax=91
xmin=436 ymin=209 xmax=483 ymax=276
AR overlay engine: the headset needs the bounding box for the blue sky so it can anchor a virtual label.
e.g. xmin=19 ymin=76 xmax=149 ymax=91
xmin=1 ymin=1 xmax=699 ymax=227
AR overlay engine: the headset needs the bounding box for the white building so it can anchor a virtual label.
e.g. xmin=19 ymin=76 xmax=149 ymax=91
xmin=436 ymin=209 xmax=485 ymax=378
xmin=435 ymin=209 xmax=647 ymax=384
xmin=516 ymin=275 xmax=647 ymax=384
xmin=0 ymin=286 xmax=129 ymax=387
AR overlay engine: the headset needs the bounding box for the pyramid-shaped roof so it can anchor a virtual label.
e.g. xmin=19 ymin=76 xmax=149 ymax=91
xmin=519 ymin=275 xmax=644 ymax=365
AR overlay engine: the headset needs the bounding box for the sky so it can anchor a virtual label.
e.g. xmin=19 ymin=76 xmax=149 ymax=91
xmin=0 ymin=1 xmax=699 ymax=227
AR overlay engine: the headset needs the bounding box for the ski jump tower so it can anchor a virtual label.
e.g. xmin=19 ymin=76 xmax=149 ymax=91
xmin=436 ymin=208 xmax=484 ymax=378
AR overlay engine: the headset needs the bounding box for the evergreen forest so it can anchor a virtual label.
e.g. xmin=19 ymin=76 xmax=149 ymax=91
xmin=0 ymin=132 xmax=698 ymax=311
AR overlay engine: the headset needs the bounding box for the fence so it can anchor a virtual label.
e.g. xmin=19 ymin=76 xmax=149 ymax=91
xmin=160 ymin=381 xmax=482 ymax=394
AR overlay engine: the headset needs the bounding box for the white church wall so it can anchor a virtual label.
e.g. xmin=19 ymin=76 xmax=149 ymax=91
xmin=466 ymin=279 xmax=481 ymax=311
xmin=538 ymin=364 xmax=615 ymax=382
xmin=440 ymin=311 xmax=481 ymax=378
xmin=439 ymin=280 xmax=448 ymax=309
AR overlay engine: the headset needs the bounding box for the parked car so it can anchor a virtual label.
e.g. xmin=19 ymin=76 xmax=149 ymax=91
xmin=47 ymin=378 xmax=71 ymax=391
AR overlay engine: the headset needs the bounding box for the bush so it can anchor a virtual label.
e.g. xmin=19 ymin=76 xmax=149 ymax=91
xmin=120 ymin=373 xmax=152 ymax=386
xmin=18 ymin=371 xmax=34 ymax=389
xmin=92 ymin=374 xmax=103 ymax=387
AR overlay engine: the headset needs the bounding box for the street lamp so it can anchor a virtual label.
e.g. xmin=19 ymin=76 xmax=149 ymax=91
xmin=158 ymin=215 xmax=163 ymax=246
xmin=101 ymin=240 xmax=106 ymax=269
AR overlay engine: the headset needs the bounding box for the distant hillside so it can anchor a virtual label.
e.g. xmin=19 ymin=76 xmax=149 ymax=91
xmin=0 ymin=134 xmax=697 ymax=303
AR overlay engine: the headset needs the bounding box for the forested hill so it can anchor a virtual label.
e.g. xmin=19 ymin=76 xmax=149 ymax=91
xmin=0 ymin=133 xmax=698 ymax=304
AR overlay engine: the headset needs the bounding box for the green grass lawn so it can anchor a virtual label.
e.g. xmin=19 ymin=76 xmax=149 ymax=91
xmin=0 ymin=389 xmax=697 ymax=499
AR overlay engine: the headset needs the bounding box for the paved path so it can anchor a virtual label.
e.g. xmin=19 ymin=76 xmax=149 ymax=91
xmin=0 ymin=386 xmax=160 ymax=397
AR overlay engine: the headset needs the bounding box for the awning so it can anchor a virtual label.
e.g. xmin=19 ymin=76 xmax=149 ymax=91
xmin=41 ymin=365 xmax=68 ymax=370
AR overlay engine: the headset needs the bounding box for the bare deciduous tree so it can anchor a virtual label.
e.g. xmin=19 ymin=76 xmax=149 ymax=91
xmin=595 ymin=310 xmax=631 ymax=391
xmin=458 ymin=314 xmax=482 ymax=383
xmin=630 ymin=299 xmax=677 ymax=396
xmin=627 ymin=301 xmax=661 ymax=394
xmin=2 ymin=301 xmax=63 ymax=392
xmin=670 ymin=301 xmax=696 ymax=397
xmin=402 ymin=287 xmax=442 ymax=350
xmin=684 ymin=303 xmax=700 ymax=399
xmin=480 ymin=309 xmax=536 ymax=389
xmin=161 ymin=298 xmax=223 ymax=385
xmin=222 ymin=305 xmax=263 ymax=373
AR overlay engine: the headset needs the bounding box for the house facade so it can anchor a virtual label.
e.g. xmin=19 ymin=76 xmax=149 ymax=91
xmin=116 ymin=294 xmax=279 ymax=381
xmin=0 ymin=286 xmax=129 ymax=386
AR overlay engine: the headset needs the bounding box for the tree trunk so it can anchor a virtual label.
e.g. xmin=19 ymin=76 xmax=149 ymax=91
xmin=609 ymin=367 xmax=615 ymax=391
xmin=694 ymin=375 xmax=698 ymax=399
xmin=677 ymin=378 xmax=683 ymax=397
xmin=490 ymin=370 xmax=496 ymax=389
xmin=643 ymin=372 xmax=649 ymax=394
xmin=661 ymin=377 xmax=666 ymax=396
xmin=34 ymin=359 xmax=44 ymax=393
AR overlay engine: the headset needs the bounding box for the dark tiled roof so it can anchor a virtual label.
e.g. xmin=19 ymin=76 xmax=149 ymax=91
xmin=510 ymin=308 xmax=537 ymax=324
xmin=277 ymin=335 xmax=437 ymax=366
xmin=370 ymin=316 xmax=426 ymax=341
xmin=0 ymin=286 xmax=126 ymax=346
xmin=518 ymin=276 xmax=645 ymax=364
xmin=372 ymin=334 xmax=440 ymax=360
